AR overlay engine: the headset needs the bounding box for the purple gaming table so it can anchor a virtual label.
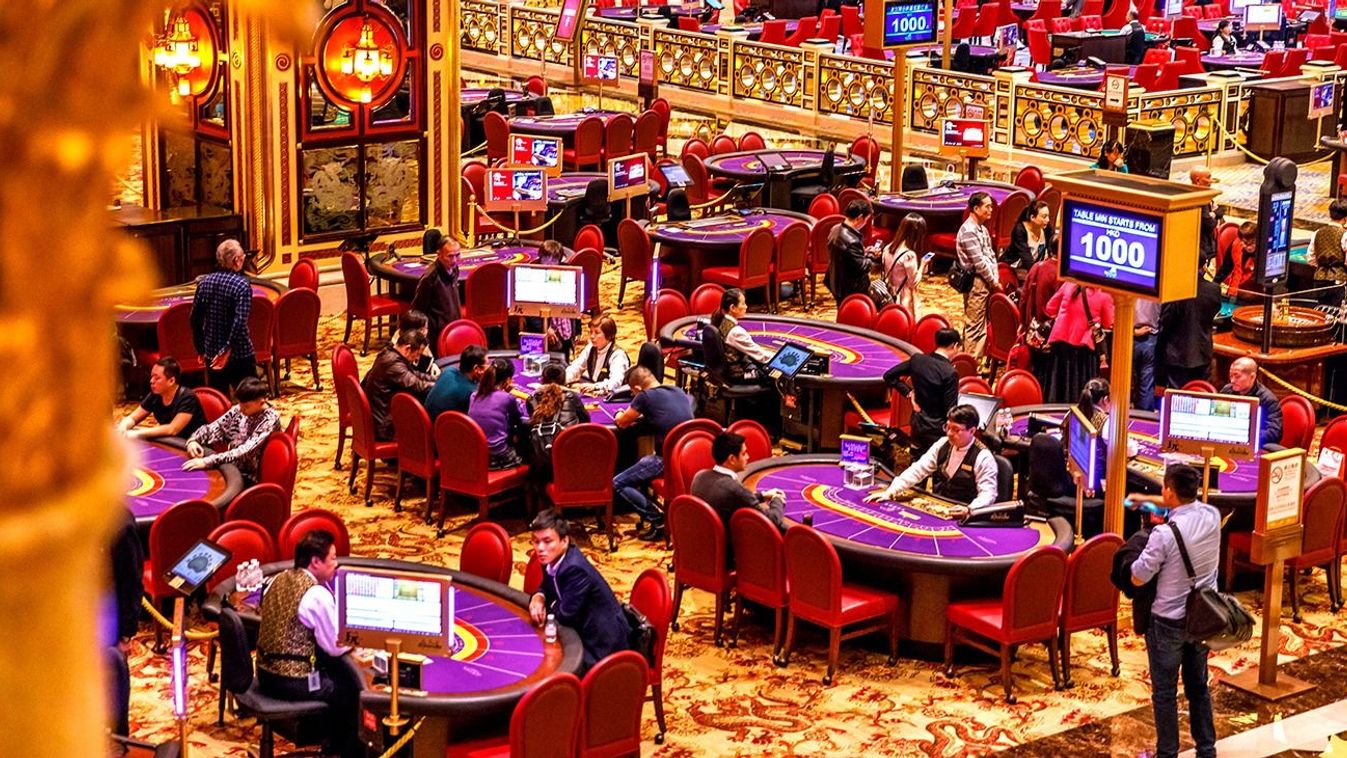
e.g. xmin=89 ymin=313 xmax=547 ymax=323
xmin=658 ymin=314 xmax=913 ymax=450
xmin=701 ymin=19 xmax=801 ymax=38
xmin=460 ymin=88 xmax=533 ymax=107
xmin=871 ymin=181 xmax=1023 ymax=246
xmin=704 ymin=149 xmax=867 ymax=210
xmin=546 ymin=172 xmax=658 ymax=245
xmin=743 ymin=455 xmax=1072 ymax=644
xmin=508 ymin=110 xmax=628 ymax=144
xmin=114 ymin=277 xmax=285 ymax=326
xmin=1202 ymin=52 xmax=1265 ymax=70
xmin=203 ymin=557 xmax=583 ymax=748
xmin=127 ymin=438 xmax=242 ymax=528
xmin=436 ymin=352 xmax=629 ymax=427
xmin=367 ymin=243 xmax=548 ymax=301
xmin=1035 ymin=65 xmax=1137 ymax=90
xmin=645 ymin=208 xmax=813 ymax=288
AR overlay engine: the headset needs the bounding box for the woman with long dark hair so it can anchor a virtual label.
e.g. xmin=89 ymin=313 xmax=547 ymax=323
xmin=468 ymin=357 xmax=525 ymax=469
xmin=1004 ymin=200 xmax=1055 ymax=272
xmin=526 ymin=362 xmax=589 ymax=485
xmin=880 ymin=213 xmax=924 ymax=315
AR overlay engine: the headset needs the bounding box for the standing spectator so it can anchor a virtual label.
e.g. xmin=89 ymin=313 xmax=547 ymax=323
xmin=1003 ymin=200 xmax=1055 ymax=273
xmin=956 ymin=191 xmax=1001 ymax=358
xmin=1133 ymin=299 xmax=1161 ymax=411
xmin=1219 ymin=357 xmax=1283 ymax=449
xmin=1021 ymin=238 xmax=1061 ymax=389
xmin=1122 ymin=13 xmax=1147 ymax=64
xmin=1189 ymin=167 xmax=1223 ymax=266
xmin=468 ymin=357 xmax=527 ymax=469
xmin=1159 ymin=273 xmax=1222 ymax=388
xmin=184 ymin=377 xmax=279 ymax=484
xmin=361 ymin=329 xmax=435 ymax=440
xmin=826 ymin=199 xmax=874 ymax=303
xmin=880 ymin=212 xmax=924 ymax=316
xmin=191 ymin=238 xmax=255 ymax=393
xmin=411 ymin=228 xmax=462 ymax=349
xmin=883 ymin=327 xmax=961 ymax=452
xmin=1128 ymin=464 xmax=1220 ymax=758
xmin=1043 ymin=281 xmax=1114 ymax=403
xmin=612 ymin=366 xmax=694 ymax=542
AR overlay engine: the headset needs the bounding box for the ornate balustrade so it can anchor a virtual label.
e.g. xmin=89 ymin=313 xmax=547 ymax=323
xmin=462 ymin=0 xmax=507 ymax=55
xmin=730 ymin=40 xmax=812 ymax=109
xmin=583 ymin=18 xmax=646 ymax=78
xmin=816 ymin=54 xmax=894 ymax=124
xmin=651 ymin=27 xmax=727 ymax=94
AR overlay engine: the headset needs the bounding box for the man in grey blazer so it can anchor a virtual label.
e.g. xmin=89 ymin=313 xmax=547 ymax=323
xmin=689 ymin=431 xmax=786 ymax=566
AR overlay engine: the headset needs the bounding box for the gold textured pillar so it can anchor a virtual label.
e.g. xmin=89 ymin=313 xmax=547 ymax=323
xmin=446 ymin=0 xmax=463 ymax=240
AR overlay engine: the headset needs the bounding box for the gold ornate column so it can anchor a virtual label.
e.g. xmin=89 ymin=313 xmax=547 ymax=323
xmin=444 ymin=0 xmax=463 ymax=240
xmin=231 ymin=3 xmax=273 ymax=262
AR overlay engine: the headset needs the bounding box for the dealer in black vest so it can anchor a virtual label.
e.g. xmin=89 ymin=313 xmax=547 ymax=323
xmin=565 ymin=315 xmax=631 ymax=395
xmin=863 ymin=404 xmax=999 ymax=517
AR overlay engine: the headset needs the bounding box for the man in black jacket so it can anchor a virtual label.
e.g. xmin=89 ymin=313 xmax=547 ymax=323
xmin=826 ymin=199 xmax=874 ymax=302
xmin=107 ymin=508 xmax=143 ymax=738
xmin=689 ymin=431 xmax=786 ymax=566
xmin=883 ymin=327 xmax=962 ymax=451
xmin=361 ymin=329 xmax=435 ymax=439
xmin=411 ymin=228 xmax=463 ymax=349
xmin=1159 ymin=276 xmax=1222 ymax=388
xmin=528 ymin=510 xmax=630 ymax=669
xmin=1219 ymin=357 xmax=1283 ymax=448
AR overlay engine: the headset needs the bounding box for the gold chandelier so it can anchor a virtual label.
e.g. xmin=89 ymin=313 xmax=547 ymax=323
xmin=339 ymin=20 xmax=393 ymax=103
xmin=152 ymin=12 xmax=202 ymax=97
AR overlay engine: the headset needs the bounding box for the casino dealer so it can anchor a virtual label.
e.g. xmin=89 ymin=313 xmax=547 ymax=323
xmin=864 ymin=404 xmax=999 ymax=517
xmin=255 ymin=530 xmax=363 ymax=758
xmin=566 ymin=315 xmax=630 ymax=396
xmin=709 ymin=288 xmax=775 ymax=381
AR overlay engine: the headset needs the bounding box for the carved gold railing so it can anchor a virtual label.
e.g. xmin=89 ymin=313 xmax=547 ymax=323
xmin=509 ymin=5 xmax=572 ymax=66
xmin=651 ymin=27 xmax=727 ymax=94
xmin=1134 ymin=86 xmax=1222 ymax=157
xmin=908 ymin=66 xmax=996 ymax=133
xmin=1009 ymin=82 xmax=1106 ymax=159
xmin=461 ymin=0 xmax=506 ymax=55
xmin=816 ymin=53 xmax=893 ymax=125
xmin=730 ymin=40 xmax=812 ymax=109
xmin=583 ymin=18 xmax=646 ymax=78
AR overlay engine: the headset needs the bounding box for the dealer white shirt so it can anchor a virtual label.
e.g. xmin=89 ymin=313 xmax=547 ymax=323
xmin=293 ymin=570 xmax=351 ymax=657
xmin=721 ymin=315 xmax=776 ymax=365
xmin=565 ymin=343 xmax=630 ymax=394
xmin=883 ymin=437 xmax=999 ymax=509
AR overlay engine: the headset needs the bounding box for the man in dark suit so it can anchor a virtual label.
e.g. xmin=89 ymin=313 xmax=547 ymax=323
xmin=883 ymin=327 xmax=962 ymax=452
xmin=1123 ymin=11 xmax=1147 ymax=65
xmin=527 ymin=510 xmax=630 ymax=668
xmin=1159 ymin=276 xmax=1222 ymax=389
xmin=689 ymin=431 xmax=786 ymax=566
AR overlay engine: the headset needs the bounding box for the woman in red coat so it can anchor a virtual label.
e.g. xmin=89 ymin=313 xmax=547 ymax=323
xmin=1044 ymin=281 xmax=1114 ymax=403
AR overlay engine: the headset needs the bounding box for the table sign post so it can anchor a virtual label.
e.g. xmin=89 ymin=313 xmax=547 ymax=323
xmin=383 ymin=638 xmax=410 ymax=736
xmin=171 ymin=597 xmax=190 ymax=757
xmin=1252 ymin=158 xmax=1297 ymax=355
xmin=867 ymin=0 xmax=938 ymax=190
xmin=638 ymin=49 xmax=657 ymax=110
xmin=1224 ymin=448 xmax=1314 ymax=700
xmin=1046 ymin=170 xmax=1219 ymax=534
xmin=1102 ymin=73 xmax=1129 ymax=142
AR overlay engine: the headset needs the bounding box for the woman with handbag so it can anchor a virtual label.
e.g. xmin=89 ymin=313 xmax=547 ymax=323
xmin=876 ymin=213 xmax=925 ymax=315
xmin=526 ymin=362 xmax=590 ymax=488
xmin=1021 ymin=239 xmax=1061 ymax=390
xmin=1003 ymin=200 xmax=1055 ymax=274
xmin=1043 ymin=281 xmax=1114 ymax=403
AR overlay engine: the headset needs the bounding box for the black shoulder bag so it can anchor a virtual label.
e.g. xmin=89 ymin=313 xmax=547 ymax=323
xmin=1169 ymin=521 xmax=1254 ymax=651
xmin=622 ymin=602 xmax=657 ymax=667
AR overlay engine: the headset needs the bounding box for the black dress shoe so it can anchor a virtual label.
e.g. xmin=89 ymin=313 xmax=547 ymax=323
xmin=637 ymin=525 xmax=666 ymax=542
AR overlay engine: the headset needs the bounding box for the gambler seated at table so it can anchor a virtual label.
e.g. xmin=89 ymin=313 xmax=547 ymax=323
xmin=1219 ymin=357 xmax=1282 ymax=450
xmin=614 ymin=366 xmax=696 ymax=541
xmin=864 ymin=404 xmax=998 ymax=516
xmin=425 ymin=344 xmax=487 ymax=420
xmin=689 ymin=430 xmax=785 ymax=566
xmin=118 ymin=356 xmax=207 ymax=440
xmin=362 ymin=328 xmax=435 ymax=440
xmin=566 ymin=315 xmax=630 ymax=396
xmin=184 ymin=376 xmax=278 ymax=484
xmin=710 ymin=287 xmax=775 ymax=380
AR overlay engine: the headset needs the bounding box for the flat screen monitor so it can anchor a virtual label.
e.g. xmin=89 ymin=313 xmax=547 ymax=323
xmin=1060 ymin=198 xmax=1164 ymax=297
xmin=1066 ymin=406 xmax=1101 ymax=492
xmin=839 ymin=435 xmax=872 ymax=466
xmin=484 ymin=168 xmax=548 ymax=212
xmin=335 ymin=568 xmax=454 ymax=656
xmin=881 ymin=0 xmax=938 ymax=46
xmin=1230 ymin=0 xmax=1259 ymax=10
xmin=1335 ymin=1 xmax=1347 ymax=20
xmin=1309 ymin=82 xmax=1336 ymax=119
xmin=509 ymin=135 xmax=562 ymax=177
xmin=765 ymin=341 xmax=813 ymax=379
xmin=1243 ymin=3 xmax=1282 ymax=32
xmin=757 ymin=151 xmax=792 ymax=172
xmin=1258 ymin=189 xmax=1294 ymax=284
xmin=1159 ymin=389 xmax=1262 ymax=459
xmin=510 ymin=264 xmax=585 ymax=318
xmin=1164 ymin=0 xmax=1184 ymax=17
xmin=658 ymin=163 xmax=691 ymax=188
xmin=165 ymin=539 xmax=232 ymax=596
xmin=555 ymin=0 xmax=586 ymax=41
xmin=519 ymin=332 xmax=547 ymax=356
xmin=958 ymin=392 xmax=1002 ymax=431
xmin=608 ymin=152 xmax=650 ymax=201
xmin=582 ymin=54 xmax=619 ymax=82
xmin=995 ymin=23 xmax=1019 ymax=51
xmin=940 ymin=118 xmax=989 ymax=157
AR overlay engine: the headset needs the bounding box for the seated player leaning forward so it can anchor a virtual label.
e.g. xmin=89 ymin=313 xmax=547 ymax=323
xmin=361 ymin=328 xmax=435 ymax=440
xmin=117 ymin=356 xmax=207 ymax=440
xmin=183 ymin=377 xmax=279 ymax=484
xmin=613 ymin=366 xmax=696 ymax=541
xmin=864 ymin=404 xmax=999 ymax=517
xmin=527 ymin=509 xmax=631 ymax=669
xmin=256 ymin=529 xmax=363 ymax=758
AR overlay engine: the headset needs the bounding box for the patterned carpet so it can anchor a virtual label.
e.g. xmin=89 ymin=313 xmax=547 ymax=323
xmin=116 ymin=253 xmax=1347 ymax=757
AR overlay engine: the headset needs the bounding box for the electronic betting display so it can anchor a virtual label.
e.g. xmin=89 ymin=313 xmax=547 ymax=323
xmin=1160 ymin=390 xmax=1261 ymax=459
xmin=1066 ymin=407 xmax=1100 ymax=492
xmin=336 ymin=568 xmax=454 ymax=656
xmin=1060 ymin=199 xmax=1164 ymax=296
xmin=883 ymin=0 xmax=937 ymax=46
xmin=509 ymin=135 xmax=562 ymax=176
xmin=1259 ymin=190 xmax=1293 ymax=283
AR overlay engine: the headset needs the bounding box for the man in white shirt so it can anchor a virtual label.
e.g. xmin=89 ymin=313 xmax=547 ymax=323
xmin=256 ymin=530 xmax=362 ymax=758
xmin=565 ymin=315 xmax=630 ymax=395
xmin=864 ymin=404 xmax=999 ymax=515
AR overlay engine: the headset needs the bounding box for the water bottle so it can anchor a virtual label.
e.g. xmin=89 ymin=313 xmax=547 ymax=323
xmin=544 ymin=614 xmax=558 ymax=644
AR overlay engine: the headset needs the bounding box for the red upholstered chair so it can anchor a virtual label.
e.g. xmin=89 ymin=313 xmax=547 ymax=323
xmin=949 ymin=5 xmax=978 ymax=40
xmin=1027 ymin=23 xmax=1053 ymax=69
xmin=341 ymin=252 xmax=404 ymax=354
xmin=194 ymin=386 xmax=230 ymax=423
xmin=330 ymin=344 xmax=359 ymax=469
xmin=950 ymin=351 xmax=980 ymax=378
xmin=836 ymin=293 xmax=878 ymax=329
xmin=568 ymin=247 xmax=604 ymax=315
xmin=288 ymin=258 xmax=319 ymax=291
xmin=727 ymin=419 xmax=772 ymax=463
xmin=629 ymin=568 xmax=672 ymax=743
xmin=573 ymin=224 xmax=606 ymax=257
xmin=986 ymin=292 xmax=1021 ymax=380
xmin=738 ymin=131 xmax=767 ymax=151
xmin=1132 ymin=63 xmax=1161 ymax=91
xmin=277 ymin=508 xmax=350 ymax=558
xmin=676 ymin=15 xmax=702 ymax=31
xmin=1059 ymin=533 xmax=1123 ymax=687
xmin=759 ymin=18 xmax=790 ymax=44
xmin=577 ymin=651 xmax=648 ymax=758
xmin=702 ymin=227 xmax=775 ymax=310
xmin=1152 ymin=62 xmax=1183 ymax=92
xmin=225 ymin=482 xmax=289 ymax=548
xmin=689 ymin=283 xmax=725 ymax=315
xmin=680 ymin=137 xmax=710 ymax=160
xmin=603 ymin=113 xmax=635 ymax=166
xmin=1050 ymin=16 xmax=1073 ymax=32
xmin=618 ymin=218 xmax=671 ymax=308
xmin=247 ymin=294 xmax=276 ymax=392
xmin=465 ymin=261 xmax=512 ymax=344
xmin=994 ymin=368 xmax=1044 ymax=408
xmin=207 ymin=520 xmax=276 ymax=592
xmin=912 ymin=313 xmax=952 ymax=353
xmin=994 ymin=192 xmax=1031 ymax=252
xmin=1081 ymin=14 xmax=1103 ymax=30
xmin=1174 ymin=44 xmax=1206 ymax=72
xmin=434 ymin=411 xmax=529 ymax=536
xmin=784 ymin=15 xmax=819 ymax=46
xmin=873 ymin=304 xmax=914 ymax=343
xmin=840 ymin=3 xmax=863 ymax=36
xmin=156 ymin=302 xmax=206 ymax=377
xmin=1039 ymin=186 xmax=1062 ymax=227
xmin=463 ymin=161 xmax=507 ymax=238
xmin=483 ymin=111 xmax=510 ymax=163
xmin=1260 ymin=50 xmax=1287 ymax=77
xmin=1280 ymin=394 xmax=1316 ymax=450
xmin=650 ymin=97 xmax=672 ymax=156
xmin=730 ymin=508 xmax=789 ymax=658
xmin=565 ymin=116 xmax=606 ymax=171
xmin=336 ymin=376 xmax=398 ymax=508
xmin=390 ymin=393 xmax=439 ymax=519
xmin=445 ymin=673 xmax=582 ymax=758
xmin=669 ymin=494 xmax=736 ymax=646
xmin=1231 ymin=477 xmax=1346 ymax=620
xmin=1180 ymin=379 xmax=1217 ymax=394
xmin=1321 ymin=415 xmax=1347 ymax=458
xmin=643 ymin=288 xmax=690 ymax=343
xmin=523 ymin=549 xmax=544 ymax=595
xmin=1283 ymin=47 xmax=1310 ymax=76
xmin=459 ymin=521 xmax=514 ymax=585
xmin=650 ymin=419 xmax=722 ymax=504
xmin=807 ymin=192 xmax=839 ymax=219
xmin=270 ymin=288 xmax=322 ymax=391
xmin=818 ymin=13 xmax=841 ymax=41
xmin=710 ymin=134 xmax=738 ymax=155
xmin=781 ymin=525 xmax=899 ymax=684
xmin=1102 ymin=0 xmax=1129 ymax=27
xmin=438 ymin=319 xmax=490 ymax=359
xmin=547 ymin=424 xmax=619 ymax=551
xmin=1014 ymin=166 xmax=1045 ymax=197
xmin=772 ymin=222 xmax=811 ymax=310
xmin=959 ymin=375 xmax=993 ymax=395
xmin=144 ymin=499 xmax=220 ymax=649
xmin=808 ymin=215 xmax=844 ymax=309
xmin=945 ymin=545 xmax=1067 ymax=702
xmin=681 ymin=153 xmax=725 ymax=208
xmin=633 ymin=109 xmax=661 ymax=160
xmin=1203 ymin=3 xmax=1224 ymax=16
xmin=524 ymin=75 xmax=548 ymax=96
xmin=849 ymin=136 xmax=882 ymax=186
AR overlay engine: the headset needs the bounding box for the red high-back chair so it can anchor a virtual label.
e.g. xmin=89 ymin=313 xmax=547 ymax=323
xmin=603 ymin=113 xmax=635 ymax=165
xmin=1132 ymin=63 xmax=1161 ymax=91
xmin=483 ymin=111 xmax=510 ymax=163
xmin=573 ymin=224 xmax=606 ymax=257
xmin=618 ymin=218 xmax=657 ymax=307
xmin=727 ymin=419 xmax=773 ymax=463
xmin=808 ymin=192 xmax=839 ymax=219
xmin=1230 ymin=477 xmax=1345 ymax=620
xmin=644 ymin=288 xmax=690 ymax=342
xmin=730 ymin=508 xmax=789 ymax=658
xmin=836 ymin=293 xmax=878 ymax=329
xmin=950 ymin=351 xmax=980 ymax=378
xmin=680 ymin=137 xmax=710 ymax=159
xmin=565 ymin=116 xmax=606 ymax=170
xmin=1027 ymin=22 xmax=1053 ymax=69
xmin=784 ymin=15 xmax=820 ymax=46
xmin=1283 ymin=47 xmax=1309 ymax=75
xmin=688 ymin=283 xmax=725 ymax=315
xmin=337 ymin=375 xmax=397 ymax=508
xmin=1014 ymin=166 xmax=1045 ymax=196
xmin=849 ymin=136 xmax=882 ymax=186
xmin=808 ymin=215 xmax=845 ymax=308
xmin=1180 ymin=379 xmax=1217 ymax=394
xmin=652 ymin=420 xmax=722 ymax=504
xmin=277 ymin=508 xmax=350 ymax=558
xmin=840 ymin=4 xmax=863 ymax=36
xmin=288 ymin=258 xmax=319 ymax=291
xmin=628 ymin=568 xmax=672 ymax=743
xmin=944 ymin=545 xmax=1068 ymax=702
xmin=341 ymin=252 xmax=404 ymax=354
xmin=650 ymin=97 xmax=672 ymax=155
xmin=773 ymin=222 xmax=811 ymax=309
xmin=676 ymin=15 xmax=702 ymax=31
xmin=433 ymin=411 xmax=528 ymax=536
xmin=437 ymin=319 xmax=489 ymax=358
xmin=738 ymin=131 xmax=767 ymax=150
xmin=633 ymin=109 xmax=662 ymax=159
xmin=547 ymin=424 xmax=620 ymax=551
xmin=1280 ymin=394 xmax=1316 ymax=450
xmin=781 ymin=525 xmax=900 ymax=684
xmin=206 ymin=520 xmax=275 ymax=593
xmin=874 ymin=303 xmax=914 ymax=343
xmin=1321 ymin=415 xmax=1347 ymax=457
xmin=194 ymin=386 xmax=230 ymax=423
xmin=912 ymin=313 xmax=952 ymax=353
xmin=710 ymin=134 xmax=738 ymax=155
xmin=225 ymin=482 xmax=289 ymax=547
xmin=702 ymin=227 xmax=775 ymax=310
xmin=669 ymin=494 xmax=736 ymax=646
xmin=157 ymin=302 xmax=205 ymax=376
xmin=445 ymin=673 xmax=582 ymax=758
xmin=986 ymin=292 xmax=1021 ymax=379
xmin=331 ymin=344 xmax=358 ymax=468
xmin=247 ymin=295 xmax=275 ymax=391
xmin=524 ymin=75 xmax=548 ymax=96
xmin=1059 ymin=533 xmax=1123 ymax=687
xmin=390 ymin=393 xmax=439 ymax=520
xmin=464 ymin=262 xmax=511 ymax=342
xmin=578 ymin=651 xmax=648 ymax=758
xmin=459 ymin=521 xmax=514 ymax=585
xmin=144 ymin=498 xmax=221 ymax=607
xmin=271 ymin=288 xmax=322 ymax=392
xmin=760 ymin=18 xmax=790 ymax=45
xmin=568 ymin=247 xmax=603 ymax=315
xmin=994 ymin=368 xmax=1044 ymax=408
xmin=256 ymin=431 xmax=297 ymax=509
xmin=959 ymin=375 xmax=993 ymax=395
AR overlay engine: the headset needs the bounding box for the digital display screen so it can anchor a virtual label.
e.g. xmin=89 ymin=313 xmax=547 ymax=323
xmin=757 ymin=151 xmax=793 ymax=171
xmin=766 ymin=341 xmax=813 ymax=378
xmin=583 ymin=54 xmax=619 ymax=82
xmin=556 ymin=0 xmax=585 ymax=41
xmin=659 ymin=163 xmax=691 ymax=187
xmin=1060 ymin=199 xmax=1163 ymax=296
xmin=941 ymin=119 xmax=989 ymax=150
xmin=509 ymin=135 xmax=561 ymax=172
xmin=958 ymin=392 xmax=1002 ymax=431
xmin=1161 ymin=391 xmax=1261 ymax=451
xmin=1067 ymin=408 xmax=1100 ymax=492
xmin=1164 ymin=0 xmax=1183 ymax=17
xmin=1243 ymin=3 xmax=1282 ymax=31
xmin=995 ymin=23 xmax=1019 ymax=50
xmin=1310 ymin=82 xmax=1336 ymax=119
xmin=1260 ymin=189 xmax=1293 ymax=282
xmin=519 ymin=332 xmax=547 ymax=356
xmin=839 ymin=435 xmax=871 ymax=466
xmin=166 ymin=539 xmax=231 ymax=594
xmin=883 ymin=0 xmax=937 ymax=46
xmin=337 ymin=568 xmax=454 ymax=655
xmin=485 ymin=168 xmax=547 ymax=211
xmin=608 ymin=153 xmax=649 ymax=201
xmin=511 ymin=264 xmax=584 ymax=310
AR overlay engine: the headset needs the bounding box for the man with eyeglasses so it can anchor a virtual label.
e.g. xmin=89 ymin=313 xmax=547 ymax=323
xmin=863 ymin=404 xmax=998 ymax=516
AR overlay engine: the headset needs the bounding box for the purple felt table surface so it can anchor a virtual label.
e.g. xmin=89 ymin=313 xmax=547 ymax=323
xmin=703 ymin=149 xmax=866 ymax=180
xmin=508 ymin=111 xmax=627 ymax=137
xmin=368 ymin=246 xmax=541 ymax=286
xmin=115 ymin=281 xmax=283 ymax=325
xmin=1202 ymin=52 xmax=1265 ymax=69
xmin=872 ymin=182 xmax=1021 ymax=218
xmin=1035 ymin=65 xmax=1136 ymax=88
xmin=506 ymin=358 xmax=627 ymax=426
xmin=647 ymin=209 xmax=813 ymax=247
xmin=547 ymin=172 xmax=657 ymax=202
xmin=1196 ymin=17 xmax=1236 ymax=33
xmin=127 ymin=439 xmax=240 ymax=522
xmin=913 ymin=44 xmax=999 ymax=58
xmin=744 ymin=461 xmax=1053 ymax=558
xmin=460 ymin=88 xmax=531 ymax=104
xmin=668 ymin=316 xmax=908 ymax=381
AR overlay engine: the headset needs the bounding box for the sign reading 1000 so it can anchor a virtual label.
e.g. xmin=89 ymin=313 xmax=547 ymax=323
xmin=1061 ymin=200 xmax=1162 ymax=293
xmin=883 ymin=0 xmax=937 ymax=45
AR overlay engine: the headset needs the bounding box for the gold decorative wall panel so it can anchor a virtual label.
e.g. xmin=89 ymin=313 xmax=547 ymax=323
xmin=1135 ymin=87 xmax=1222 ymax=157
xmin=731 ymin=41 xmax=811 ymax=109
xmin=461 ymin=0 xmax=505 ymax=55
xmin=817 ymin=54 xmax=893 ymax=125
xmin=509 ymin=5 xmax=572 ymax=66
xmin=1011 ymin=83 xmax=1105 ymax=158
xmin=652 ymin=28 xmax=727 ymax=94
xmin=908 ymin=67 xmax=996 ymax=133
xmin=583 ymin=19 xmax=645 ymax=78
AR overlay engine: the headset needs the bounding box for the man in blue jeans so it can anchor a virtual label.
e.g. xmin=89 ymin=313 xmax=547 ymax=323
xmin=1133 ymin=299 xmax=1159 ymax=411
xmin=1130 ymin=464 xmax=1220 ymax=758
xmin=612 ymin=366 xmax=694 ymax=542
